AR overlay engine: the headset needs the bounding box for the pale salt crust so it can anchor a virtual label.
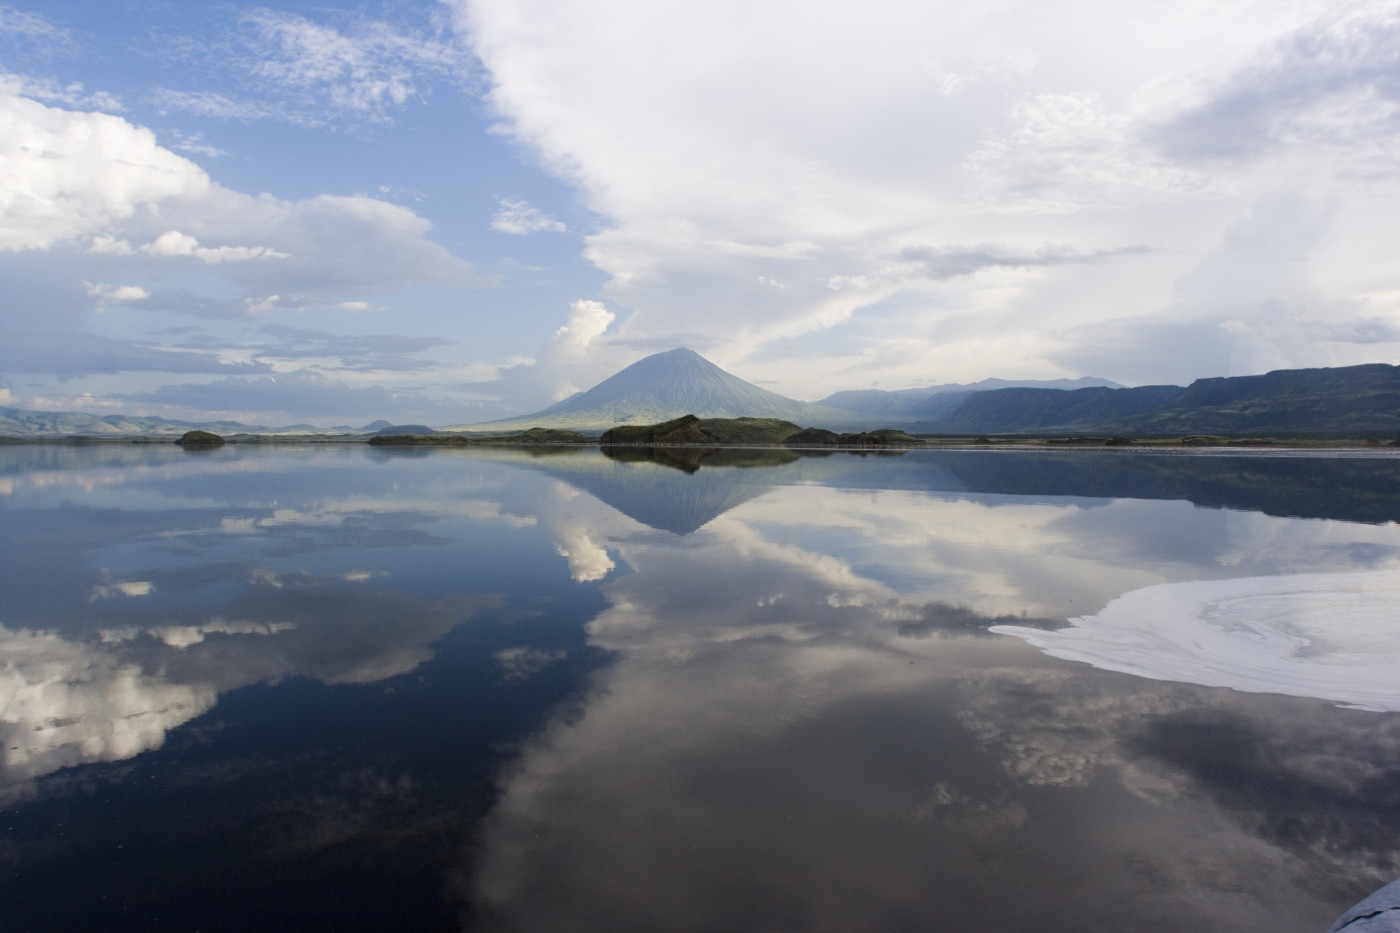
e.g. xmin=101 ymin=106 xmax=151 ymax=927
xmin=990 ymin=571 xmax=1400 ymax=712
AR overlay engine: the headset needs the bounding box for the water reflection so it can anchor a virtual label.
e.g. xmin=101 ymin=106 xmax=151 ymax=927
xmin=1 ymin=445 xmax=1398 ymax=931
xmin=0 ymin=570 xmax=496 ymax=804
xmin=453 ymin=449 xmax=1400 ymax=932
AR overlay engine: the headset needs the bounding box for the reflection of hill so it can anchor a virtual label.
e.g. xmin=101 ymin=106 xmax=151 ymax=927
xmin=816 ymin=451 xmax=1400 ymax=525
xmin=468 ymin=447 xmax=1400 ymax=531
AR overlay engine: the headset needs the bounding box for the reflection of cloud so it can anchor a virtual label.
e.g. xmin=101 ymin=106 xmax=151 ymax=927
xmin=0 ymin=578 xmax=496 ymax=801
xmin=957 ymin=665 xmax=1195 ymax=795
xmin=0 ymin=626 xmax=217 ymax=801
xmin=552 ymin=526 xmax=614 ymax=582
xmin=89 ymin=580 xmax=154 ymax=600
xmin=957 ymin=663 xmax=1400 ymax=885
xmin=495 ymin=646 xmax=567 ymax=681
xmin=213 ymin=498 xmax=535 ymax=535
xmin=99 ymin=619 xmax=297 ymax=649
xmin=992 ymin=571 xmax=1400 ymax=711
xmin=458 ymin=471 xmax=1400 ymax=931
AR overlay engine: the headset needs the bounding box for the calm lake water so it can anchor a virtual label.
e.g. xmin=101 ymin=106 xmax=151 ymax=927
xmin=3 ymin=443 xmax=1400 ymax=932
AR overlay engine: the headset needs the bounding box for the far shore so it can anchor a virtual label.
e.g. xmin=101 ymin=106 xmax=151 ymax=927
xmin=3 ymin=431 xmax=1400 ymax=451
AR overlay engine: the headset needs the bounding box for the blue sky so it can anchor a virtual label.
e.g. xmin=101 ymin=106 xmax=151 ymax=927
xmin=1 ymin=0 xmax=1398 ymax=426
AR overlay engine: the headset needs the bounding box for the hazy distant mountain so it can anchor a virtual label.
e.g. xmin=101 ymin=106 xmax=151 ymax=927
xmin=0 ymin=407 xmax=389 ymax=438
xmin=818 ymin=377 xmax=1124 ymax=420
xmin=0 ymin=407 xmax=257 ymax=437
xmin=450 ymin=348 xmax=858 ymax=432
xmin=915 ymin=384 xmax=1183 ymax=434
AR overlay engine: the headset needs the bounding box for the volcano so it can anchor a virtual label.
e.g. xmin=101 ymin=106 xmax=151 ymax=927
xmin=455 ymin=348 xmax=853 ymax=432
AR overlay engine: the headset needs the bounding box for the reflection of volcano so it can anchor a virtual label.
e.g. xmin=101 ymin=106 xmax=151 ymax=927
xmin=476 ymin=447 xmax=1400 ymax=533
xmin=559 ymin=462 xmax=771 ymax=534
xmin=467 ymin=449 xmax=799 ymax=534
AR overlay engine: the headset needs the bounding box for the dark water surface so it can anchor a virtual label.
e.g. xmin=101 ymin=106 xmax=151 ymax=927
xmin=2 ymin=444 xmax=1400 ymax=932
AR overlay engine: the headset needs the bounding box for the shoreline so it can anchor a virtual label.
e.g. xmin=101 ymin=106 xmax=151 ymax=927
xmin=3 ymin=433 xmax=1399 ymax=452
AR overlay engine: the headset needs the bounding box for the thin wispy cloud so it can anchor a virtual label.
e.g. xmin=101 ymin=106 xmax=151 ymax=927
xmin=491 ymin=197 xmax=566 ymax=235
xmin=153 ymin=6 xmax=472 ymax=127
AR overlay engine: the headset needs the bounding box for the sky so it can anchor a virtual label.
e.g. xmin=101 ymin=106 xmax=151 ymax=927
xmin=1 ymin=0 xmax=1399 ymax=427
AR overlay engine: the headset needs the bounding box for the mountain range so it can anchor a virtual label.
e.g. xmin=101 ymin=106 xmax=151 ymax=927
xmin=457 ymin=349 xmax=1400 ymax=437
xmin=3 ymin=348 xmax=1399 ymax=438
xmin=0 ymin=409 xmax=397 ymax=438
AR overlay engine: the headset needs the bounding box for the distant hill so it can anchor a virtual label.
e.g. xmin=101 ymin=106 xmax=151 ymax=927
xmin=818 ymin=376 xmax=1123 ymax=421
xmin=916 ymin=384 xmax=1184 ymax=434
xmin=0 ymin=408 xmax=387 ymax=438
xmin=0 ymin=407 xmax=257 ymax=437
xmin=449 ymin=348 xmax=859 ymax=432
xmin=913 ymin=363 xmax=1400 ymax=436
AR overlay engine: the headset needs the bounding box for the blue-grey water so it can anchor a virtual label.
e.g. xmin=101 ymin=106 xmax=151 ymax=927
xmin=3 ymin=443 xmax=1400 ymax=932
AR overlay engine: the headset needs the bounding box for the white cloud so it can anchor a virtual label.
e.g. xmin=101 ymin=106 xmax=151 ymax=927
xmin=0 ymin=86 xmax=486 ymax=314
xmin=82 ymin=281 xmax=150 ymax=312
xmin=0 ymin=90 xmax=208 ymax=250
xmin=491 ymin=196 xmax=566 ymax=234
xmin=142 ymin=229 xmax=290 ymax=263
xmin=552 ymin=299 xmax=613 ymax=351
xmin=965 ymin=92 xmax=1209 ymax=213
xmin=82 ymin=280 xmax=149 ymax=301
xmin=529 ymin=299 xmax=619 ymax=400
xmin=456 ymin=0 xmax=1400 ymax=393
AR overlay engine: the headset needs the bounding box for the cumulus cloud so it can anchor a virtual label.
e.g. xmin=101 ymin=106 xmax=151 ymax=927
xmin=0 ymin=90 xmax=208 ymax=250
xmin=0 ymin=88 xmax=484 ymax=298
xmin=141 ymin=229 xmax=289 ymax=263
xmin=491 ymin=197 xmax=566 ymax=234
xmin=82 ymin=281 xmax=150 ymax=312
xmin=0 ymin=83 xmax=490 ymax=406
xmin=522 ymin=299 xmax=621 ymax=402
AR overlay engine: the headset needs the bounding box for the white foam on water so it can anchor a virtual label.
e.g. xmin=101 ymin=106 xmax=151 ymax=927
xmin=990 ymin=571 xmax=1400 ymax=712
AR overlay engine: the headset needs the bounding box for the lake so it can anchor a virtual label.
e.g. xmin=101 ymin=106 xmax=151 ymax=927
xmin=2 ymin=443 xmax=1399 ymax=932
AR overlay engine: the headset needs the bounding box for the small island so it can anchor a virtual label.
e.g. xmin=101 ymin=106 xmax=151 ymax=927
xmin=176 ymin=430 xmax=226 ymax=449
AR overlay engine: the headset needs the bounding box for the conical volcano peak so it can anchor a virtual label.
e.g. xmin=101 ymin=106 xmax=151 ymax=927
xmin=462 ymin=347 xmax=852 ymax=431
